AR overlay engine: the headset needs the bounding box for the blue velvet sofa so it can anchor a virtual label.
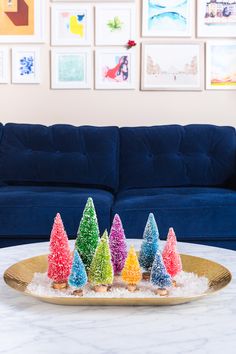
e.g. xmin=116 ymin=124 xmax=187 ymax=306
xmin=0 ymin=123 xmax=236 ymax=250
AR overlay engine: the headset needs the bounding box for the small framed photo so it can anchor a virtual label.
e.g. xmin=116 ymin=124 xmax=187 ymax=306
xmin=51 ymin=47 xmax=92 ymax=89
xmin=142 ymin=0 xmax=193 ymax=37
xmin=12 ymin=47 xmax=40 ymax=84
xmin=141 ymin=42 xmax=203 ymax=91
xmin=51 ymin=3 xmax=92 ymax=46
xmin=95 ymin=3 xmax=135 ymax=45
xmin=95 ymin=47 xmax=136 ymax=90
xmin=0 ymin=47 xmax=9 ymax=83
xmin=206 ymin=41 xmax=236 ymax=90
xmin=197 ymin=0 xmax=236 ymax=37
xmin=0 ymin=0 xmax=45 ymax=43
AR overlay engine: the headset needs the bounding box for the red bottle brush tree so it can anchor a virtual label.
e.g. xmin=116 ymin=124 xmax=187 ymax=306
xmin=48 ymin=213 xmax=72 ymax=289
xmin=162 ymin=227 xmax=182 ymax=278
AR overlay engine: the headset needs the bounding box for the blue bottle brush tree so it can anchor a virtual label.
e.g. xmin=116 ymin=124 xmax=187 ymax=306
xmin=139 ymin=213 xmax=160 ymax=279
xmin=151 ymin=251 xmax=172 ymax=296
xmin=68 ymin=250 xmax=88 ymax=296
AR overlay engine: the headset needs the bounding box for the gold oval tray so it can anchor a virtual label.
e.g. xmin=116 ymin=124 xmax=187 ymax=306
xmin=3 ymin=254 xmax=231 ymax=306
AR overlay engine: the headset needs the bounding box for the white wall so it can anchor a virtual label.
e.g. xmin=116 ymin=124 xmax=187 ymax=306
xmin=0 ymin=0 xmax=235 ymax=127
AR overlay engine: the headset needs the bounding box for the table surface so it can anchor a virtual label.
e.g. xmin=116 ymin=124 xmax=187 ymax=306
xmin=0 ymin=240 xmax=235 ymax=354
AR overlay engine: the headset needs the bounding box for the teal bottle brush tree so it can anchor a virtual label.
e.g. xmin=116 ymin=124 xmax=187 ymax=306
xmin=151 ymin=251 xmax=172 ymax=296
xmin=89 ymin=230 xmax=114 ymax=293
xmin=139 ymin=213 xmax=160 ymax=280
xmin=75 ymin=197 xmax=100 ymax=271
xmin=68 ymin=250 xmax=88 ymax=296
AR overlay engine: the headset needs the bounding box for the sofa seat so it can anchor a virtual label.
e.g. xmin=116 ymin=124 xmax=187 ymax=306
xmin=113 ymin=187 xmax=236 ymax=242
xmin=0 ymin=186 xmax=113 ymax=247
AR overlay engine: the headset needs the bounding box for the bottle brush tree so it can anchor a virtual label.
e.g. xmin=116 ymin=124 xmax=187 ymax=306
xmin=109 ymin=214 xmax=128 ymax=275
xmin=75 ymin=197 xmax=100 ymax=271
xmin=139 ymin=213 xmax=160 ymax=279
xmin=68 ymin=250 xmax=88 ymax=296
xmin=151 ymin=250 xmax=172 ymax=296
xmin=162 ymin=227 xmax=182 ymax=280
xmin=48 ymin=213 xmax=72 ymax=289
xmin=89 ymin=230 xmax=114 ymax=292
xmin=122 ymin=245 xmax=142 ymax=292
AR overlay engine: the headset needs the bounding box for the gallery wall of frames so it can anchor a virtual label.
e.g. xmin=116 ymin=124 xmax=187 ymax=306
xmin=0 ymin=0 xmax=236 ymax=91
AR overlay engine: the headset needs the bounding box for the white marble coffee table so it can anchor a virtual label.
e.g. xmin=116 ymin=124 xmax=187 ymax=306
xmin=0 ymin=240 xmax=235 ymax=354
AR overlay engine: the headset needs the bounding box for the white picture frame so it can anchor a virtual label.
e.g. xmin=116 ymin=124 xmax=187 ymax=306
xmin=206 ymin=41 xmax=236 ymax=90
xmin=197 ymin=0 xmax=236 ymax=38
xmin=51 ymin=47 xmax=92 ymax=89
xmin=51 ymin=0 xmax=134 ymax=2
xmin=51 ymin=3 xmax=92 ymax=46
xmin=95 ymin=3 xmax=136 ymax=45
xmin=12 ymin=46 xmax=40 ymax=84
xmin=0 ymin=47 xmax=9 ymax=83
xmin=141 ymin=42 xmax=203 ymax=91
xmin=95 ymin=47 xmax=136 ymax=89
xmin=142 ymin=0 xmax=193 ymax=37
xmin=0 ymin=0 xmax=45 ymax=43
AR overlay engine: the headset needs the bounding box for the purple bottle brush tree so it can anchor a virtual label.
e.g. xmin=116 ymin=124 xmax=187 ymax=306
xmin=109 ymin=214 xmax=128 ymax=276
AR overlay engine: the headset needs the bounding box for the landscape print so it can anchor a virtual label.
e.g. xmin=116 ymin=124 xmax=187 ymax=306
xmin=143 ymin=44 xmax=201 ymax=90
xmin=144 ymin=0 xmax=192 ymax=36
xmin=208 ymin=43 xmax=236 ymax=89
xmin=204 ymin=0 xmax=236 ymax=25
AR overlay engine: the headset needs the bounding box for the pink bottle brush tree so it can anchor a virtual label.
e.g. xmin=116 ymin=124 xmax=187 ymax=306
xmin=48 ymin=213 xmax=72 ymax=289
xmin=162 ymin=227 xmax=182 ymax=279
xmin=109 ymin=214 xmax=128 ymax=275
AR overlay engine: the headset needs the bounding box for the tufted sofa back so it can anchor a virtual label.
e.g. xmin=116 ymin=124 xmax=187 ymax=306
xmin=0 ymin=124 xmax=119 ymax=191
xmin=119 ymin=125 xmax=236 ymax=190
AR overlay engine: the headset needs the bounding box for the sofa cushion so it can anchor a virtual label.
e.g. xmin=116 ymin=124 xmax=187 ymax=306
xmin=113 ymin=187 xmax=236 ymax=240
xmin=119 ymin=125 xmax=236 ymax=190
xmin=0 ymin=186 xmax=113 ymax=241
xmin=0 ymin=124 xmax=119 ymax=191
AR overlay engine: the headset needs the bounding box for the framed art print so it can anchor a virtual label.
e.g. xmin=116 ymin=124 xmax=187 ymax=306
xmin=51 ymin=47 xmax=92 ymax=89
xmin=51 ymin=3 xmax=92 ymax=46
xmin=51 ymin=0 xmax=135 ymax=2
xmin=95 ymin=47 xmax=136 ymax=89
xmin=197 ymin=0 xmax=236 ymax=37
xmin=0 ymin=47 xmax=9 ymax=83
xmin=0 ymin=0 xmax=45 ymax=43
xmin=12 ymin=46 xmax=40 ymax=83
xmin=206 ymin=41 xmax=236 ymax=90
xmin=95 ymin=3 xmax=135 ymax=45
xmin=142 ymin=0 xmax=193 ymax=37
xmin=142 ymin=42 xmax=203 ymax=91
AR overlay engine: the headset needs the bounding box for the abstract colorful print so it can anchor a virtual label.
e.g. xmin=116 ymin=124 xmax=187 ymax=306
xmin=104 ymin=55 xmax=128 ymax=82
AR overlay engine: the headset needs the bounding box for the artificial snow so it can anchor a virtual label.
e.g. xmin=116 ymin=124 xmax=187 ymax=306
xmin=26 ymin=271 xmax=209 ymax=298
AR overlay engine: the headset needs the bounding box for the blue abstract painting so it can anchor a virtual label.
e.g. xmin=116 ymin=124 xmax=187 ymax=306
xmin=19 ymin=56 xmax=34 ymax=76
xmin=144 ymin=0 xmax=191 ymax=36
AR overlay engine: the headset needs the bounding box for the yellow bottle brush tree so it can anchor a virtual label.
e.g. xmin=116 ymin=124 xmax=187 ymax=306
xmin=122 ymin=246 xmax=142 ymax=292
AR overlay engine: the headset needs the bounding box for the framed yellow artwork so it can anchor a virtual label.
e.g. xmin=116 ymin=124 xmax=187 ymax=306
xmin=0 ymin=0 xmax=45 ymax=42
